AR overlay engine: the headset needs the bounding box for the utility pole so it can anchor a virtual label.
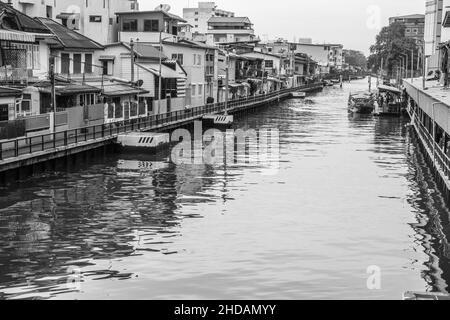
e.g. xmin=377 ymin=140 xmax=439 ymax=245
xmin=158 ymin=31 xmax=163 ymax=114
xmin=422 ymin=41 xmax=426 ymax=90
xmin=49 ymin=57 xmax=56 ymax=133
xmin=225 ymin=49 xmax=229 ymax=116
xmin=130 ymin=39 xmax=135 ymax=83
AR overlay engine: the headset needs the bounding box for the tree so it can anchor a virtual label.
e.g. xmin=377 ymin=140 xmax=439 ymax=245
xmin=343 ymin=49 xmax=367 ymax=70
xmin=368 ymin=22 xmax=419 ymax=76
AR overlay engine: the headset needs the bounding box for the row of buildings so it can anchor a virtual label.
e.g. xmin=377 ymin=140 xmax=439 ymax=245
xmin=0 ymin=0 xmax=345 ymax=140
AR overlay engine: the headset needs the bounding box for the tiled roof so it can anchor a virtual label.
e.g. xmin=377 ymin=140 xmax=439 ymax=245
xmin=35 ymin=17 xmax=104 ymax=50
xmin=0 ymin=1 xmax=51 ymax=33
xmin=208 ymin=17 xmax=251 ymax=24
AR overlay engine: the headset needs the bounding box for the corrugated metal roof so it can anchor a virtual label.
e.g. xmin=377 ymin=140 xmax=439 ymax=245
xmin=0 ymin=29 xmax=35 ymax=42
xmin=0 ymin=86 xmax=22 ymax=97
xmin=36 ymin=17 xmax=104 ymax=50
xmin=129 ymin=43 xmax=166 ymax=59
xmin=87 ymin=81 xmax=149 ymax=97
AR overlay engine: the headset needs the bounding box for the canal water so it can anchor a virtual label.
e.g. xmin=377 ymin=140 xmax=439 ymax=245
xmin=1 ymin=78 xmax=450 ymax=300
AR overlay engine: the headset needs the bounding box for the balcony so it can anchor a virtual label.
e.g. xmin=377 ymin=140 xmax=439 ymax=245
xmin=119 ymin=32 xmax=178 ymax=43
xmin=0 ymin=67 xmax=37 ymax=84
xmin=207 ymin=29 xmax=254 ymax=35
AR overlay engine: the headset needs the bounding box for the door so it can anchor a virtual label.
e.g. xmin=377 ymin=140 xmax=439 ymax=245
xmin=0 ymin=104 xmax=9 ymax=121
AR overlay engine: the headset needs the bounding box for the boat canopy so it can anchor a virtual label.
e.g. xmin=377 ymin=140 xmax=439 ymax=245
xmin=350 ymin=91 xmax=373 ymax=99
xmin=377 ymin=85 xmax=401 ymax=95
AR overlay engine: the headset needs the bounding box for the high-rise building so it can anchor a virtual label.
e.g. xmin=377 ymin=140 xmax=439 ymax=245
xmin=183 ymin=2 xmax=234 ymax=34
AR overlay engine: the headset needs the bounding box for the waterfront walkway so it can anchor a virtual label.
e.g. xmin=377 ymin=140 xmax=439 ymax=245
xmin=404 ymin=77 xmax=450 ymax=194
xmin=0 ymin=83 xmax=322 ymax=173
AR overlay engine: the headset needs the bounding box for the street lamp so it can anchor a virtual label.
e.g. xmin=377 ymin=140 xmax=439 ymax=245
xmin=399 ymin=53 xmax=408 ymax=82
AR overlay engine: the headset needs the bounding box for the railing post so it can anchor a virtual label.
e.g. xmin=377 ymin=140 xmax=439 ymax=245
xmin=42 ymin=135 xmax=45 ymax=151
xmin=0 ymin=142 xmax=2 ymax=160
xmin=14 ymin=139 xmax=18 ymax=157
xmin=29 ymin=137 xmax=32 ymax=154
xmin=75 ymin=129 xmax=78 ymax=144
xmin=53 ymin=133 xmax=56 ymax=148
xmin=93 ymin=125 xmax=96 ymax=140
xmin=64 ymin=131 xmax=68 ymax=146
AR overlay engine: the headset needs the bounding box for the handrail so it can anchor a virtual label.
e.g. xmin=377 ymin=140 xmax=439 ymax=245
xmin=0 ymin=83 xmax=322 ymax=162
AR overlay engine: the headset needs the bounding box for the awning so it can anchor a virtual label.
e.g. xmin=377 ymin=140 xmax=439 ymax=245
xmin=84 ymin=81 xmax=149 ymax=97
xmin=377 ymin=85 xmax=401 ymax=95
xmin=246 ymin=78 xmax=263 ymax=83
xmin=55 ymin=84 xmax=101 ymax=96
xmin=99 ymin=55 xmax=116 ymax=61
xmin=0 ymin=29 xmax=35 ymax=43
xmin=136 ymin=63 xmax=187 ymax=79
xmin=56 ymin=13 xmax=80 ymax=20
xmin=267 ymin=77 xmax=282 ymax=83
xmin=100 ymin=83 xmax=149 ymax=97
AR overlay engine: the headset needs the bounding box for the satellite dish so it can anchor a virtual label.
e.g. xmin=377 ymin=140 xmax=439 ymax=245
xmin=155 ymin=4 xmax=171 ymax=12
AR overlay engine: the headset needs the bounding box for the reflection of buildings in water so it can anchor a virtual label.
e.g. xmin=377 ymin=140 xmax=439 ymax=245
xmin=0 ymin=156 xmax=183 ymax=298
xmin=405 ymin=133 xmax=450 ymax=293
xmin=369 ymin=116 xmax=450 ymax=292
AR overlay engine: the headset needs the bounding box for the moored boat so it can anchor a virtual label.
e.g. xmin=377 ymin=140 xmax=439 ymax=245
xmin=348 ymin=91 xmax=375 ymax=114
xmin=373 ymin=84 xmax=404 ymax=117
xmin=291 ymin=91 xmax=306 ymax=99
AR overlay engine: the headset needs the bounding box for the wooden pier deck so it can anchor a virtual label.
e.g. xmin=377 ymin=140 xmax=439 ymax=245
xmin=0 ymin=84 xmax=322 ymax=173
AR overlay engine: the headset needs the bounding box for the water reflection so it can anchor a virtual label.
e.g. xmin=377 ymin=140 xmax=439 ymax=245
xmin=0 ymin=79 xmax=450 ymax=299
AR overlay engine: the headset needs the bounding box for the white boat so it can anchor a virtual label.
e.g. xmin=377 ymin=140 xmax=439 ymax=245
xmin=291 ymin=92 xmax=306 ymax=99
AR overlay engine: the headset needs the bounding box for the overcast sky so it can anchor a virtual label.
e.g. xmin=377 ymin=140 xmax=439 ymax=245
xmin=141 ymin=0 xmax=425 ymax=55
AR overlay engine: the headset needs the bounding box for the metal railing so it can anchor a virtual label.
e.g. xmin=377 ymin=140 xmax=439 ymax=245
xmin=0 ymin=83 xmax=321 ymax=162
xmin=410 ymin=108 xmax=450 ymax=182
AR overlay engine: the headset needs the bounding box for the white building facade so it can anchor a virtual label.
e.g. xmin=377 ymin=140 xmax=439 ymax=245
xmin=8 ymin=0 xmax=139 ymax=45
xmin=183 ymin=1 xmax=234 ymax=34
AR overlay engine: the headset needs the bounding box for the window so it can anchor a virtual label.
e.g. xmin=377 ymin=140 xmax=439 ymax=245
xmin=144 ymin=19 xmax=159 ymax=32
xmin=198 ymin=84 xmax=203 ymax=96
xmin=61 ymin=53 xmax=70 ymax=74
xmin=102 ymin=60 xmax=109 ymax=75
xmin=84 ymin=54 xmax=93 ymax=73
xmin=172 ymin=53 xmax=184 ymax=65
xmin=21 ymin=94 xmax=31 ymax=113
xmin=0 ymin=105 xmax=9 ymax=121
xmin=73 ymin=54 xmax=82 ymax=74
xmin=46 ymin=5 xmax=52 ymax=18
xmin=89 ymin=15 xmax=102 ymax=23
xmin=265 ymin=60 xmax=274 ymax=68
xmin=191 ymin=84 xmax=196 ymax=97
xmin=123 ymin=19 xmax=137 ymax=31
xmin=194 ymin=54 xmax=202 ymax=66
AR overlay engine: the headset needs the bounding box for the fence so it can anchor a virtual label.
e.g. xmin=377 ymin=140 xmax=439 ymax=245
xmin=0 ymin=83 xmax=321 ymax=162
